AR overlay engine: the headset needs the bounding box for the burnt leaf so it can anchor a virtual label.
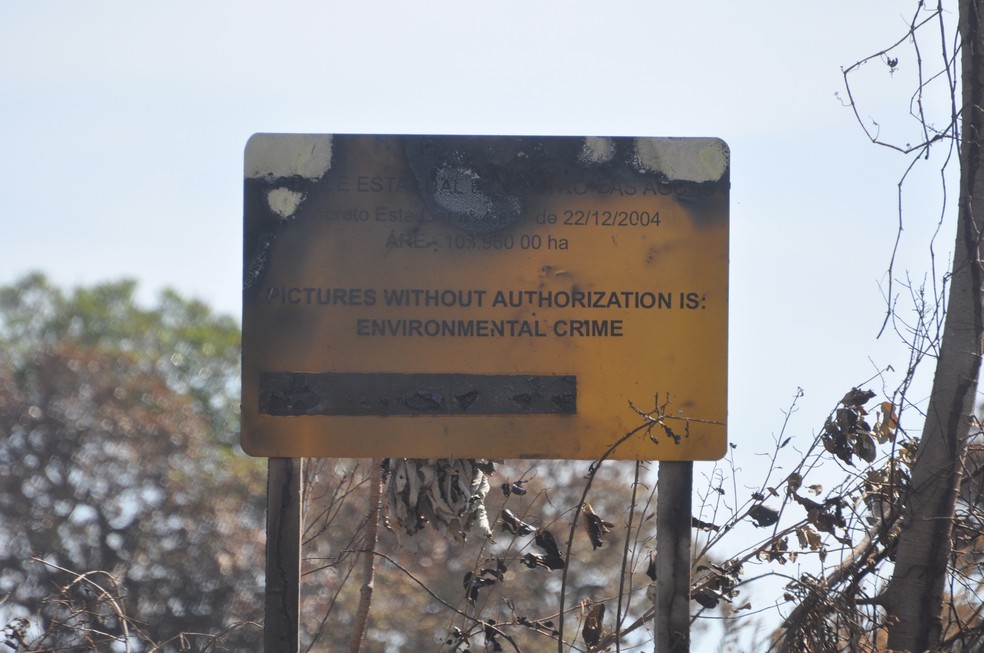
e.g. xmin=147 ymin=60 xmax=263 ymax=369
xmin=500 ymin=508 xmax=536 ymax=535
xmin=836 ymin=407 xmax=859 ymax=433
xmin=840 ymin=387 xmax=876 ymax=407
xmin=748 ymin=504 xmax=780 ymax=528
xmin=792 ymin=493 xmax=848 ymax=540
xmin=822 ymin=418 xmax=855 ymax=465
xmin=523 ymin=541 xmax=565 ymax=571
xmin=854 ymin=432 xmax=877 ymax=463
xmin=501 ymin=479 xmax=528 ymax=496
xmin=583 ymin=503 xmax=615 ymax=550
xmin=534 ymin=529 xmax=566 ymax=569
xmin=791 ymin=493 xmax=823 ymax=512
xmin=759 ymin=535 xmax=791 ymax=563
xmin=694 ymin=588 xmax=720 ymax=609
xmin=692 ymin=561 xmax=742 ymax=608
xmin=795 ymin=525 xmax=823 ymax=551
xmin=582 ymin=602 xmax=606 ymax=648
xmin=463 ymin=571 xmax=497 ymax=605
xmin=483 ymin=621 xmax=503 ymax=652
xmin=476 ymin=558 xmax=507 ymax=581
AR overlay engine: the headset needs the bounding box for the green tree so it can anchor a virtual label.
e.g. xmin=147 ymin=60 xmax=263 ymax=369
xmin=0 ymin=273 xmax=265 ymax=649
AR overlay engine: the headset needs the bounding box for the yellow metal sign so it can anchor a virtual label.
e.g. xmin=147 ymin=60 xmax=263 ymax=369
xmin=242 ymin=134 xmax=728 ymax=460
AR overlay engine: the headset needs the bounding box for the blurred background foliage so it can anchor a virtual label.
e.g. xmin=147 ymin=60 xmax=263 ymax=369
xmin=0 ymin=273 xmax=266 ymax=649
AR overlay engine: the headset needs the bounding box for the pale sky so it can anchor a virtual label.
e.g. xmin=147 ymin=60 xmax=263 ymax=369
xmin=0 ymin=0 xmax=962 ymax=646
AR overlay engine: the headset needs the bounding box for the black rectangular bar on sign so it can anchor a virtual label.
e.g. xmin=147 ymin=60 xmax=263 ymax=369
xmin=258 ymin=372 xmax=577 ymax=416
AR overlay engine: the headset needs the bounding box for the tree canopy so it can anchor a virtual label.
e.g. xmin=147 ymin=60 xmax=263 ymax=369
xmin=0 ymin=273 xmax=265 ymax=650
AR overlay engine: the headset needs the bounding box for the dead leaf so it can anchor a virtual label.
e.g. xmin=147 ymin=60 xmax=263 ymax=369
xmin=583 ymin=503 xmax=615 ymax=550
xmin=500 ymin=508 xmax=535 ymax=535
xmin=483 ymin=621 xmax=504 ymax=652
xmin=854 ymin=432 xmax=877 ymax=463
xmin=759 ymin=535 xmax=790 ymax=563
xmin=875 ymin=401 xmax=899 ymax=444
xmin=463 ymin=571 xmax=497 ymax=605
xmin=694 ymin=589 xmax=720 ymax=608
xmin=501 ymin=480 xmax=528 ymax=496
xmin=521 ymin=553 xmax=552 ymax=570
xmin=840 ymin=387 xmax=876 ymax=407
xmin=581 ymin=602 xmax=606 ymax=648
xmin=534 ymin=529 xmax=566 ymax=570
xmin=748 ymin=504 xmax=780 ymax=528
xmin=795 ymin=525 xmax=823 ymax=551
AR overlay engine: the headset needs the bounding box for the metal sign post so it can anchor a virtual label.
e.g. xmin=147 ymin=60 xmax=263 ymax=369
xmin=264 ymin=458 xmax=302 ymax=653
xmin=656 ymin=461 xmax=693 ymax=652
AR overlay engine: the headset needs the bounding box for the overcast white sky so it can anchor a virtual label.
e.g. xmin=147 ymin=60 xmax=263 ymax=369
xmin=0 ymin=0 xmax=964 ymax=646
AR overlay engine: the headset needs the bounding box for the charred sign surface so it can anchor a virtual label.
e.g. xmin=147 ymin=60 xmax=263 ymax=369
xmin=242 ymin=134 xmax=729 ymax=459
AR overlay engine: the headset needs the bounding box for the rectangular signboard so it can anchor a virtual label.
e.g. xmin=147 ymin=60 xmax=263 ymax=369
xmin=242 ymin=134 xmax=728 ymax=460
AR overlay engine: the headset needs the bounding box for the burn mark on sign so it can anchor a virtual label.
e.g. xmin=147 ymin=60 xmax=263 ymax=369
xmin=398 ymin=136 xmax=729 ymax=234
xmin=404 ymin=136 xmax=584 ymax=234
xmin=258 ymin=372 xmax=577 ymax=416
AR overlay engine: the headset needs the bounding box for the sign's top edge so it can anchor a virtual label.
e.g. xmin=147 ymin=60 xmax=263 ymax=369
xmin=246 ymin=132 xmax=728 ymax=139
xmin=244 ymin=134 xmax=730 ymax=185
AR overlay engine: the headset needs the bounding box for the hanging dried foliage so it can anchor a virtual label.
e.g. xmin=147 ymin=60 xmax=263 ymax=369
xmin=383 ymin=458 xmax=492 ymax=541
